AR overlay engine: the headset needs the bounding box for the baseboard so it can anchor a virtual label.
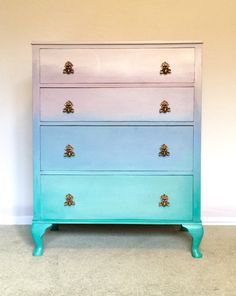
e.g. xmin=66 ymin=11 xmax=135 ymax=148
xmin=202 ymin=216 xmax=236 ymax=225
xmin=0 ymin=216 xmax=32 ymax=225
xmin=202 ymin=208 xmax=236 ymax=225
xmin=0 ymin=215 xmax=236 ymax=225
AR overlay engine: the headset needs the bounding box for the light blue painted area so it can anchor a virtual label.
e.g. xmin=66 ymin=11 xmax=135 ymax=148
xmin=41 ymin=126 xmax=193 ymax=171
xmin=40 ymin=175 xmax=193 ymax=220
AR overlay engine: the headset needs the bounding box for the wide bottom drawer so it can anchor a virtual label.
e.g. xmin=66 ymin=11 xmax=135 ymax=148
xmin=40 ymin=175 xmax=193 ymax=221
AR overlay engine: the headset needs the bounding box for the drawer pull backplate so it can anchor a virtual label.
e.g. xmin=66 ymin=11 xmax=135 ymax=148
xmin=159 ymin=144 xmax=170 ymax=157
xmin=64 ymin=193 xmax=75 ymax=206
xmin=63 ymin=100 xmax=74 ymax=114
xmin=64 ymin=144 xmax=75 ymax=157
xmin=160 ymin=61 xmax=171 ymax=75
xmin=159 ymin=194 xmax=170 ymax=207
xmin=63 ymin=61 xmax=74 ymax=74
xmin=159 ymin=100 xmax=171 ymax=113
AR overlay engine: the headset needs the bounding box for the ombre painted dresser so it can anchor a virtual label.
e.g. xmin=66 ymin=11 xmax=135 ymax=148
xmin=32 ymin=42 xmax=203 ymax=257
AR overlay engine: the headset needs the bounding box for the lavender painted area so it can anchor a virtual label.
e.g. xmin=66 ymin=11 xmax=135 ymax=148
xmin=40 ymin=87 xmax=194 ymax=122
xmin=40 ymin=47 xmax=195 ymax=83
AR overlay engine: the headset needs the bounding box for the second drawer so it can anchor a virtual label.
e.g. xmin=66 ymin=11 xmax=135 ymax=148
xmin=40 ymin=87 xmax=194 ymax=122
xmin=41 ymin=126 xmax=193 ymax=171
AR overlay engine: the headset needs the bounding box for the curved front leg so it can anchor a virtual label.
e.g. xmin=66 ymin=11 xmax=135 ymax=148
xmin=182 ymin=223 xmax=204 ymax=258
xmin=32 ymin=223 xmax=52 ymax=256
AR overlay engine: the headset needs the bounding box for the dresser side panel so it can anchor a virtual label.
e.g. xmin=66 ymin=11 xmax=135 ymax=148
xmin=32 ymin=45 xmax=41 ymax=221
xmin=193 ymin=44 xmax=202 ymax=222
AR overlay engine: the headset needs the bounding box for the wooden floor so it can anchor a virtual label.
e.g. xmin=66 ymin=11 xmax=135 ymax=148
xmin=0 ymin=225 xmax=235 ymax=296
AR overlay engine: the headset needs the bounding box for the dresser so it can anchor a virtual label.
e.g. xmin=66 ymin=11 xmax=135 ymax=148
xmin=32 ymin=42 xmax=203 ymax=257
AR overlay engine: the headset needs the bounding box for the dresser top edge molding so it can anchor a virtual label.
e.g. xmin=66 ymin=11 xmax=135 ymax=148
xmin=31 ymin=41 xmax=203 ymax=45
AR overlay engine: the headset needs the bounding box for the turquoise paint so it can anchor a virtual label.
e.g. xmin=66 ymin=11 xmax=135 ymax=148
xmin=40 ymin=175 xmax=193 ymax=220
xmin=33 ymin=219 xmax=196 ymax=225
xmin=182 ymin=223 xmax=204 ymax=258
xmin=32 ymin=223 xmax=52 ymax=256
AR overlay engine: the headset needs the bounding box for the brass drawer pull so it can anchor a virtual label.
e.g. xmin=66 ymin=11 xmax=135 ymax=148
xmin=63 ymin=100 xmax=74 ymax=114
xmin=159 ymin=194 xmax=170 ymax=207
xmin=64 ymin=144 xmax=75 ymax=157
xmin=63 ymin=61 xmax=74 ymax=74
xmin=159 ymin=144 xmax=170 ymax=157
xmin=159 ymin=100 xmax=171 ymax=113
xmin=160 ymin=61 xmax=171 ymax=75
xmin=64 ymin=193 xmax=75 ymax=206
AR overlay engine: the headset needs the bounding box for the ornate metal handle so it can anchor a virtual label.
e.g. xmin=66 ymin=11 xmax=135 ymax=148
xmin=159 ymin=194 xmax=170 ymax=207
xmin=64 ymin=144 xmax=75 ymax=157
xmin=64 ymin=193 xmax=75 ymax=206
xmin=63 ymin=61 xmax=74 ymax=74
xmin=160 ymin=61 xmax=171 ymax=75
xmin=159 ymin=100 xmax=171 ymax=113
xmin=63 ymin=100 xmax=74 ymax=114
xmin=159 ymin=144 xmax=170 ymax=157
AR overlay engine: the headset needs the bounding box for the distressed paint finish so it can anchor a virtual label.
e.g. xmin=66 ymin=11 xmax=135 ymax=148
xmin=32 ymin=42 xmax=203 ymax=257
xmin=41 ymin=126 xmax=194 ymax=171
xmin=40 ymin=87 xmax=194 ymax=122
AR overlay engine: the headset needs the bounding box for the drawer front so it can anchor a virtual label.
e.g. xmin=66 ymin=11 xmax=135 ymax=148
xmin=41 ymin=126 xmax=193 ymax=171
xmin=40 ymin=48 xmax=195 ymax=83
xmin=41 ymin=175 xmax=193 ymax=220
xmin=40 ymin=87 xmax=194 ymax=122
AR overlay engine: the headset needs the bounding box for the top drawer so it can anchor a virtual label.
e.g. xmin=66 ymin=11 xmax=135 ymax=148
xmin=40 ymin=48 xmax=195 ymax=84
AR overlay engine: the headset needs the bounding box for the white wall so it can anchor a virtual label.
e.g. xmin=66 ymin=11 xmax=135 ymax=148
xmin=0 ymin=0 xmax=236 ymax=224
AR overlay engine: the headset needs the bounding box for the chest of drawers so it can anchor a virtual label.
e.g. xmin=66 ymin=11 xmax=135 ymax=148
xmin=32 ymin=42 xmax=203 ymax=257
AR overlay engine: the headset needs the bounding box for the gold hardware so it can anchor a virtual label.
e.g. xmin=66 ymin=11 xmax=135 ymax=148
xmin=159 ymin=194 xmax=170 ymax=207
xmin=160 ymin=62 xmax=171 ymax=75
xmin=159 ymin=100 xmax=171 ymax=114
xmin=63 ymin=100 xmax=74 ymax=114
xmin=64 ymin=193 xmax=75 ymax=206
xmin=64 ymin=144 xmax=75 ymax=157
xmin=159 ymin=144 xmax=170 ymax=157
xmin=63 ymin=61 xmax=74 ymax=74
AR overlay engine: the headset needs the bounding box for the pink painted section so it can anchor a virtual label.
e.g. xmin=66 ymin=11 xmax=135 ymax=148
xmin=40 ymin=87 xmax=194 ymax=121
xmin=40 ymin=48 xmax=195 ymax=83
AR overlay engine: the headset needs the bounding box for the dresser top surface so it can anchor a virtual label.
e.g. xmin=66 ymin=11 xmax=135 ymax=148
xmin=31 ymin=41 xmax=203 ymax=45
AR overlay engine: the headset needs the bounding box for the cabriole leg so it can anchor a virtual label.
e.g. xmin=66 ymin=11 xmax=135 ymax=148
xmin=32 ymin=223 xmax=52 ymax=256
xmin=182 ymin=223 xmax=204 ymax=258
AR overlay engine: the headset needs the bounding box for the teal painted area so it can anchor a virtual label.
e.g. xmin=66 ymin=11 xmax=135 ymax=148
xmin=33 ymin=219 xmax=196 ymax=225
xmin=40 ymin=175 xmax=193 ymax=221
xmin=182 ymin=223 xmax=204 ymax=258
xmin=41 ymin=126 xmax=193 ymax=171
xmin=32 ymin=223 xmax=52 ymax=256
